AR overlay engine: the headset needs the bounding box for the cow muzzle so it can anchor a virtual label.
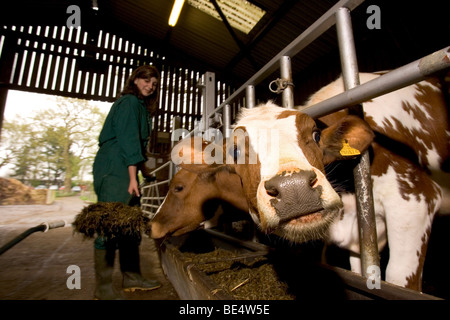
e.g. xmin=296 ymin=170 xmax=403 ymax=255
xmin=264 ymin=170 xmax=324 ymax=223
xmin=255 ymin=164 xmax=341 ymax=232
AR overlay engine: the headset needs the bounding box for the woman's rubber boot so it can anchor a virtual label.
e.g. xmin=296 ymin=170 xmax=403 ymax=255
xmin=122 ymin=272 xmax=161 ymax=292
xmin=119 ymin=236 xmax=161 ymax=292
xmin=93 ymin=248 xmax=123 ymax=300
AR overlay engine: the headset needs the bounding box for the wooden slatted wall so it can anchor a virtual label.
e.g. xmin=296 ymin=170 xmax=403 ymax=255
xmin=0 ymin=25 xmax=241 ymax=153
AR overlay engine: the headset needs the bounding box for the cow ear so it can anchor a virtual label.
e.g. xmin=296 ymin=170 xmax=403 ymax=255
xmin=320 ymin=115 xmax=374 ymax=165
xmin=171 ymin=136 xmax=227 ymax=173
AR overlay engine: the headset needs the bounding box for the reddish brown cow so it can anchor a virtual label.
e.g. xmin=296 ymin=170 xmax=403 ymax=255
xmin=150 ymin=164 xmax=248 ymax=239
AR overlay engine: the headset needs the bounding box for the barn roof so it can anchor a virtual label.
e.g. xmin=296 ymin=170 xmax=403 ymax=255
xmin=1 ymin=0 xmax=448 ymax=88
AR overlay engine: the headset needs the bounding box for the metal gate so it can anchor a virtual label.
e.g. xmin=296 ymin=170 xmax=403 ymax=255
xmin=143 ymin=0 xmax=450 ymax=281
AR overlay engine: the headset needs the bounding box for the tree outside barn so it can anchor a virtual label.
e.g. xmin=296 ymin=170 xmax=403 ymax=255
xmin=0 ymin=94 xmax=107 ymax=193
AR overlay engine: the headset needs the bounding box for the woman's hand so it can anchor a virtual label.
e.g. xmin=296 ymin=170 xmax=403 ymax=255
xmin=128 ymin=165 xmax=140 ymax=196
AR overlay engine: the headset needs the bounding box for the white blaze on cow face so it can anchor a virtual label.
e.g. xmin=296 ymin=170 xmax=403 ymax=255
xmin=232 ymin=102 xmax=343 ymax=242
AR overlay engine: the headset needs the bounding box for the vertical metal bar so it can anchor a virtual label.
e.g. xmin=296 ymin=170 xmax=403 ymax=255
xmin=336 ymin=7 xmax=380 ymax=278
xmin=223 ymin=104 xmax=231 ymax=139
xmin=336 ymin=9 xmax=360 ymax=91
xmin=201 ymin=71 xmax=216 ymax=132
xmin=280 ymin=56 xmax=294 ymax=109
xmin=169 ymin=116 xmax=182 ymax=180
xmin=246 ymin=85 xmax=256 ymax=109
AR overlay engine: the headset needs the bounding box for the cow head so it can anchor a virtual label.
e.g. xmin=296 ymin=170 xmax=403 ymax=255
xmin=222 ymin=102 xmax=374 ymax=242
xmin=150 ymin=141 xmax=248 ymax=239
xmin=155 ymin=101 xmax=374 ymax=243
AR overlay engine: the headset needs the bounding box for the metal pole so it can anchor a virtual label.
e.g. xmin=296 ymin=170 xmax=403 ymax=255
xmin=280 ymin=56 xmax=294 ymax=109
xmin=336 ymin=7 xmax=380 ymax=277
xmin=336 ymin=8 xmax=360 ymax=91
xmin=201 ymin=72 xmax=216 ymax=132
xmin=300 ymin=46 xmax=450 ymax=118
xmin=246 ymin=85 xmax=256 ymax=109
xmin=223 ymin=104 xmax=231 ymax=139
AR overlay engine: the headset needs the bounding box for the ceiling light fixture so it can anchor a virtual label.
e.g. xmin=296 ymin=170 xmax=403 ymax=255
xmin=92 ymin=0 xmax=99 ymax=11
xmin=169 ymin=0 xmax=185 ymax=27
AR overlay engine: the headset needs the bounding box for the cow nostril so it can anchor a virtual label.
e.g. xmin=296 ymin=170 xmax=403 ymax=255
xmin=306 ymin=170 xmax=319 ymax=188
xmin=266 ymin=187 xmax=279 ymax=197
xmin=264 ymin=181 xmax=279 ymax=197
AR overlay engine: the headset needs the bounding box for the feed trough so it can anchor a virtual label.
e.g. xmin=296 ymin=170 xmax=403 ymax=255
xmin=159 ymin=229 xmax=441 ymax=300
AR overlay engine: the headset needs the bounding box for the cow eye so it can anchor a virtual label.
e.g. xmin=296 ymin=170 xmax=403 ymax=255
xmin=229 ymin=146 xmax=241 ymax=162
xmin=312 ymin=130 xmax=321 ymax=143
xmin=173 ymin=185 xmax=184 ymax=193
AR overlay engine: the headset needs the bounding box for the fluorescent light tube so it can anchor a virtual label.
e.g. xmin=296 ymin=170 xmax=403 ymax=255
xmin=169 ymin=0 xmax=185 ymax=27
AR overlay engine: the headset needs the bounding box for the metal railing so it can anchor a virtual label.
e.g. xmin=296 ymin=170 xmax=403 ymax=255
xmin=200 ymin=1 xmax=448 ymax=279
xmin=140 ymin=117 xmax=181 ymax=219
xmin=141 ymin=0 xmax=450 ymax=279
xmin=299 ymin=47 xmax=450 ymax=118
xmin=140 ymin=160 xmax=171 ymax=218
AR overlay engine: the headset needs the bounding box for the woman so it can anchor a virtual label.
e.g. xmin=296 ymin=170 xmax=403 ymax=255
xmin=92 ymin=65 xmax=161 ymax=300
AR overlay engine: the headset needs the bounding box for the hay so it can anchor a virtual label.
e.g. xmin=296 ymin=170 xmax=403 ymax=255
xmin=72 ymin=202 xmax=149 ymax=239
xmin=0 ymin=177 xmax=47 ymax=205
xmin=185 ymin=248 xmax=295 ymax=300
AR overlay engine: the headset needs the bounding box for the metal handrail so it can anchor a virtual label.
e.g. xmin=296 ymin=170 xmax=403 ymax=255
xmin=300 ymin=46 xmax=450 ymax=118
xmin=146 ymin=160 xmax=171 ymax=176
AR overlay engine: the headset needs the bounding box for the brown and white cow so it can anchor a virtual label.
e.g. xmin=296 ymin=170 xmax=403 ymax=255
xmin=151 ymin=73 xmax=449 ymax=291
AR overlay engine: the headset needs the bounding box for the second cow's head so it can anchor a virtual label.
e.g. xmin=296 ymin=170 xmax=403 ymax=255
xmin=173 ymin=101 xmax=374 ymax=242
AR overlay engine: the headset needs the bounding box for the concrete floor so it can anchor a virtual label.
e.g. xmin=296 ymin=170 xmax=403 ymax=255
xmin=0 ymin=196 xmax=179 ymax=300
xmin=1 ymin=196 xmax=449 ymax=300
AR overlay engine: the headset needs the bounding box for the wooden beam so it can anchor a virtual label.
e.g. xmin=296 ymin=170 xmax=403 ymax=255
xmin=209 ymin=0 xmax=259 ymax=72
xmin=226 ymin=0 xmax=298 ymax=73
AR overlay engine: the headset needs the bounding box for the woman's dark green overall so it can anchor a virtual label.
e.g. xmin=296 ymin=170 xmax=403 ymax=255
xmin=93 ymin=94 xmax=150 ymax=205
xmin=91 ymin=94 xmax=160 ymax=299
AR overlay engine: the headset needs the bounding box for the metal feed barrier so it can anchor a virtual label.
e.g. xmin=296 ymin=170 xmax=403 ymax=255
xmin=140 ymin=116 xmax=181 ymax=220
xmin=143 ymin=0 xmax=450 ymax=286
xmin=140 ymin=160 xmax=172 ymax=219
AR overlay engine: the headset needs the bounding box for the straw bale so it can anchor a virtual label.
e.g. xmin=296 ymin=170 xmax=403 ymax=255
xmin=0 ymin=177 xmax=47 ymax=205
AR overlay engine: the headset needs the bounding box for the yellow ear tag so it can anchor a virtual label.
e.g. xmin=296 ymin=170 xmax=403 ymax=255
xmin=340 ymin=139 xmax=361 ymax=156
